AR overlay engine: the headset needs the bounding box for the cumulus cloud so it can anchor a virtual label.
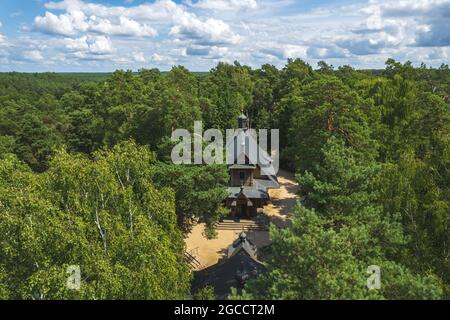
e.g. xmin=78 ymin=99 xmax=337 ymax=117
xmin=89 ymin=16 xmax=157 ymax=37
xmin=260 ymin=44 xmax=307 ymax=60
xmin=84 ymin=35 xmax=113 ymax=54
xmin=0 ymin=34 xmax=6 ymax=46
xmin=29 ymin=0 xmax=247 ymax=67
xmin=151 ymin=53 xmax=165 ymax=62
xmin=170 ymin=15 xmax=241 ymax=45
xmin=307 ymin=45 xmax=347 ymax=59
xmin=0 ymin=21 xmax=8 ymax=48
xmin=39 ymin=0 xmax=240 ymax=44
xmin=354 ymin=0 xmax=450 ymax=49
xmin=208 ymin=46 xmax=229 ymax=59
xmin=23 ymin=50 xmax=45 ymax=61
xmin=45 ymin=0 xmax=183 ymax=22
xmin=34 ymin=3 xmax=158 ymax=37
xmin=2 ymin=0 xmax=449 ymax=71
xmin=64 ymin=35 xmax=113 ymax=55
xmin=133 ymin=51 xmax=146 ymax=63
xmin=184 ymin=45 xmax=230 ymax=60
xmin=149 ymin=52 xmax=177 ymax=66
xmin=34 ymin=10 xmax=87 ymax=36
xmin=193 ymin=0 xmax=257 ymax=11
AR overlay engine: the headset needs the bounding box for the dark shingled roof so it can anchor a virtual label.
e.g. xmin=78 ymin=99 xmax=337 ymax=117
xmin=191 ymin=233 xmax=266 ymax=300
xmin=228 ymin=232 xmax=258 ymax=260
xmin=227 ymin=177 xmax=278 ymax=201
xmin=254 ymin=177 xmax=279 ymax=190
xmin=229 ymin=164 xmax=256 ymax=170
xmin=228 ymin=186 xmax=270 ymax=200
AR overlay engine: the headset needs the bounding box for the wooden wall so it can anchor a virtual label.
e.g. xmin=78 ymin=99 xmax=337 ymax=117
xmin=230 ymin=169 xmax=254 ymax=187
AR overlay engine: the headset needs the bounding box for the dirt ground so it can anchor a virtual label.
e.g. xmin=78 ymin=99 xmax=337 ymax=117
xmin=263 ymin=169 xmax=299 ymax=228
xmin=184 ymin=169 xmax=299 ymax=270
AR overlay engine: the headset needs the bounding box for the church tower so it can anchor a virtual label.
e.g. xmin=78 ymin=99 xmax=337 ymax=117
xmin=238 ymin=113 xmax=249 ymax=131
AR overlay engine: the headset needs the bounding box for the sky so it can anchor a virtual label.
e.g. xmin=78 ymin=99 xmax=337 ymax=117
xmin=0 ymin=0 xmax=449 ymax=72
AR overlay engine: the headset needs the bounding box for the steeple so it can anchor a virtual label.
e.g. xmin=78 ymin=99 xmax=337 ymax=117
xmin=238 ymin=112 xmax=248 ymax=130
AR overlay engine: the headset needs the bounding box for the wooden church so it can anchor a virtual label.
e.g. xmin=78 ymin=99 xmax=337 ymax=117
xmin=225 ymin=114 xmax=279 ymax=219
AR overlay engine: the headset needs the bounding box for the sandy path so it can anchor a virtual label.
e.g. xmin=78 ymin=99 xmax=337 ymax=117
xmin=184 ymin=226 xmax=244 ymax=269
xmin=264 ymin=169 xmax=299 ymax=228
xmin=184 ymin=169 xmax=299 ymax=270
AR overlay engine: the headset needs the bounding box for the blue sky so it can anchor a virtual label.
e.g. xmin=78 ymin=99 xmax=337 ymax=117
xmin=0 ymin=0 xmax=449 ymax=72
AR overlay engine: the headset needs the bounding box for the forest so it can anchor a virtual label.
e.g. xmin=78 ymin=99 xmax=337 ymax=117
xmin=0 ymin=59 xmax=448 ymax=299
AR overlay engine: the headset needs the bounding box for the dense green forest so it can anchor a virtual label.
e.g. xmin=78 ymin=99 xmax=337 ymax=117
xmin=0 ymin=59 xmax=448 ymax=299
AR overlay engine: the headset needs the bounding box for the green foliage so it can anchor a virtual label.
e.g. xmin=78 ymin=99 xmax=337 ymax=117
xmin=285 ymin=76 xmax=375 ymax=171
xmin=0 ymin=59 xmax=448 ymax=299
xmin=194 ymin=285 xmax=216 ymax=300
xmin=152 ymin=163 xmax=229 ymax=235
xmin=0 ymin=142 xmax=191 ymax=299
xmin=267 ymin=205 xmax=441 ymax=300
xmin=245 ymin=138 xmax=442 ymax=299
xmin=200 ymin=62 xmax=254 ymax=129
xmin=244 ymin=180 xmax=441 ymax=299
xmin=237 ymin=60 xmax=449 ymax=300
xmin=297 ymin=138 xmax=380 ymax=223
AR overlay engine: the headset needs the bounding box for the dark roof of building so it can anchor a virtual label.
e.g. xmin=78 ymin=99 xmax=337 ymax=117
xmin=191 ymin=233 xmax=266 ymax=299
xmin=227 ymin=176 xmax=278 ymax=201
xmin=228 ymin=232 xmax=258 ymax=260
xmin=254 ymin=177 xmax=279 ymax=189
xmin=228 ymin=186 xmax=269 ymax=200
xmin=229 ymin=164 xmax=256 ymax=170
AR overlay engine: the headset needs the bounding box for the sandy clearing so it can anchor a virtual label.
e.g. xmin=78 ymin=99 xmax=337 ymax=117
xmin=184 ymin=225 xmax=243 ymax=269
xmin=184 ymin=169 xmax=299 ymax=270
xmin=264 ymin=169 xmax=299 ymax=228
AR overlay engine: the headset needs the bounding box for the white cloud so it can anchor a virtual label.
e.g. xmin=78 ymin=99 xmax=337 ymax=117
xmin=45 ymin=0 xmax=83 ymax=10
xmin=64 ymin=36 xmax=89 ymax=51
xmin=45 ymin=0 xmax=184 ymax=22
xmin=133 ymin=51 xmax=146 ymax=62
xmin=31 ymin=0 xmax=244 ymax=68
xmin=38 ymin=0 xmax=239 ymax=44
xmin=2 ymin=0 xmax=448 ymax=71
xmin=307 ymin=46 xmax=347 ymax=59
xmin=193 ymin=0 xmax=257 ymax=11
xmin=355 ymin=0 xmax=450 ymax=48
xmin=64 ymin=35 xmax=113 ymax=55
xmin=149 ymin=52 xmax=176 ymax=65
xmin=0 ymin=34 xmax=6 ymax=46
xmin=170 ymin=15 xmax=241 ymax=45
xmin=260 ymin=43 xmax=307 ymax=60
xmin=151 ymin=53 xmax=165 ymax=62
xmin=85 ymin=35 xmax=113 ymax=54
xmin=23 ymin=50 xmax=44 ymax=61
xmin=89 ymin=16 xmax=157 ymax=37
xmin=34 ymin=4 xmax=158 ymax=38
xmin=34 ymin=10 xmax=88 ymax=36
